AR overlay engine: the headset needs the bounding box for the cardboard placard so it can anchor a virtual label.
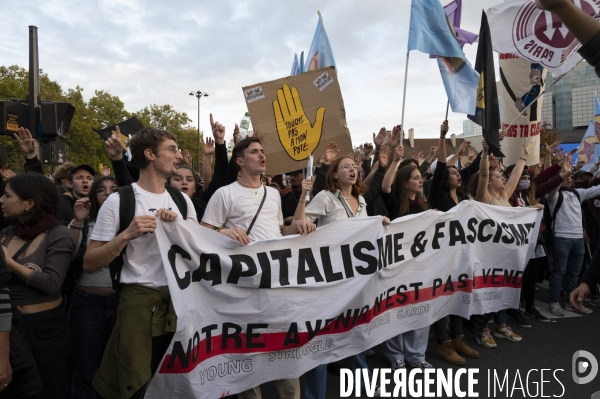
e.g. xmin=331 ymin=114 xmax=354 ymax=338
xmin=242 ymin=67 xmax=352 ymax=175
xmin=498 ymin=53 xmax=547 ymax=166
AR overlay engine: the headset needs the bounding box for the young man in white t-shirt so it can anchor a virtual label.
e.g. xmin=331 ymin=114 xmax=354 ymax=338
xmin=84 ymin=127 xmax=197 ymax=399
xmin=202 ymin=136 xmax=315 ymax=399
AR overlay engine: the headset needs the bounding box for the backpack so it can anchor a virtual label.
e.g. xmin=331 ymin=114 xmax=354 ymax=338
xmin=62 ymin=218 xmax=89 ymax=309
xmin=542 ymin=189 xmax=581 ymax=250
xmin=108 ymin=185 xmax=188 ymax=291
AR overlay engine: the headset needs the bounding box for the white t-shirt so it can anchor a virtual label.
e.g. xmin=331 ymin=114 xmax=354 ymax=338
xmin=91 ymin=183 xmax=198 ymax=289
xmin=304 ymin=190 xmax=367 ymax=227
xmin=202 ymin=182 xmax=284 ymax=241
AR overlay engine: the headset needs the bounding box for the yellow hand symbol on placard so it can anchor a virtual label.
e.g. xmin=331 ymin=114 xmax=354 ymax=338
xmin=273 ymin=83 xmax=325 ymax=161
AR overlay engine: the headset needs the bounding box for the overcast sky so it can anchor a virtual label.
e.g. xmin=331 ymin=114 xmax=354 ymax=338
xmin=1 ymin=0 xmax=504 ymax=146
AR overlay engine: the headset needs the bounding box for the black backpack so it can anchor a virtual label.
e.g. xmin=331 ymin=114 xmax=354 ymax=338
xmin=542 ymin=189 xmax=581 ymax=250
xmin=63 ymin=218 xmax=89 ymax=309
xmin=108 ymin=185 xmax=188 ymax=291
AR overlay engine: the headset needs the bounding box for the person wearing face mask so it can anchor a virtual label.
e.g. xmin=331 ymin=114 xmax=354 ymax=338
xmin=472 ymin=140 xmax=532 ymax=348
xmin=506 ymin=167 xmax=550 ymax=325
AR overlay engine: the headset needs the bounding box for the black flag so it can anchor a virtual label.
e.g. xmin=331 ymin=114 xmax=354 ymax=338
xmin=468 ymin=11 xmax=504 ymax=157
xmin=93 ymin=117 xmax=144 ymax=141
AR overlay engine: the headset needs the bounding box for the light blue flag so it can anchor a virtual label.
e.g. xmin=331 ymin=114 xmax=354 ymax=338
xmin=291 ymin=54 xmax=300 ymax=76
xmin=304 ymin=12 xmax=336 ymax=72
xmin=408 ymin=0 xmax=465 ymax=58
xmin=578 ymin=93 xmax=600 ymax=169
xmin=436 ymin=56 xmax=480 ymax=114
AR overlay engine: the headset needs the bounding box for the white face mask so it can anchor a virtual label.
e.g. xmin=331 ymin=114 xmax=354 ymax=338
xmin=518 ymin=180 xmax=531 ymax=190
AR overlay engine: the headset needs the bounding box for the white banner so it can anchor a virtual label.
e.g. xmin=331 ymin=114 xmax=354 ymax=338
xmin=487 ymin=0 xmax=600 ymax=76
xmin=146 ymin=201 xmax=542 ymax=399
xmin=499 ymin=53 xmax=547 ymax=166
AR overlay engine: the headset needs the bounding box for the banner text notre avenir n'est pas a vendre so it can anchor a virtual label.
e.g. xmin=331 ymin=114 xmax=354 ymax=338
xmin=146 ymin=201 xmax=542 ymax=398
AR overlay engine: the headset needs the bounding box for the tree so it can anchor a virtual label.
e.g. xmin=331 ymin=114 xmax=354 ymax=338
xmin=539 ymin=123 xmax=560 ymax=148
xmin=0 ymin=65 xmax=201 ymax=173
xmin=133 ymin=104 xmax=203 ymax=167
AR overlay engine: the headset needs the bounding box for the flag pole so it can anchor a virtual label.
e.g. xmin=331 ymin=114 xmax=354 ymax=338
xmin=445 ymin=100 xmax=450 ymax=120
xmin=400 ymin=1 xmax=415 ymax=146
xmin=400 ymin=52 xmax=410 ymax=146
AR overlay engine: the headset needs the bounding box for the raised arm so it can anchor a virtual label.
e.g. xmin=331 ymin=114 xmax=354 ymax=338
xmin=503 ymin=144 xmax=530 ymax=198
xmin=202 ymin=137 xmax=215 ymax=188
xmin=448 ymin=142 xmax=469 ymax=169
xmin=15 ymin=128 xmax=43 ymax=174
xmin=372 ymin=127 xmax=387 ymax=164
xmin=312 ymin=142 xmax=339 ymax=197
xmin=106 ymin=126 xmax=134 ymax=186
xmin=536 ymin=0 xmax=600 ymax=45
xmin=363 ymin=151 xmax=389 ymax=206
xmin=476 ymin=141 xmax=492 ymax=204
xmin=382 ymin=145 xmax=403 ymax=194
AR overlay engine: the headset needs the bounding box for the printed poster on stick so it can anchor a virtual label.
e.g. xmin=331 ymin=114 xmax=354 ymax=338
xmin=498 ymin=53 xmax=547 ymax=166
xmin=242 ymin=67 xmax=352 ymax=175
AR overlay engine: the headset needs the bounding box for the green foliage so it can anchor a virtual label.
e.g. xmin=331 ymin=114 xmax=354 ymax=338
xmin=0 ymin=65 xmax=201 ymax=173
xmin=132 ymin=104 xmax=203 ymax=168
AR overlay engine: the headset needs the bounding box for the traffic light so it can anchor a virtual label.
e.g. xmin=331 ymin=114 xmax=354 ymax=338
xmin=40 ymin=101 xmax=75 ymax=139
xmin=0 ymin=100 xmax=28 ymax=136
xmin=0 ymin=99 xmax=75 ymax=139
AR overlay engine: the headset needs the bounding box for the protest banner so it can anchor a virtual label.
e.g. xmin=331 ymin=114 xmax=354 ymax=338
xmin=242 ymin=67 xmax=352 ymax=175
xmin=146 ymin=201 xmax=541 ymax=399
xmin=498 ymin=53 xmax=547 ymax=166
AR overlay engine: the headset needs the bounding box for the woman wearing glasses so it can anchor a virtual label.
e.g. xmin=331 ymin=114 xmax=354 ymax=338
xmin=68 ymin=176 xmax=119 ymax=399
xmin=294 ymin=149 xmax=390 ymax=399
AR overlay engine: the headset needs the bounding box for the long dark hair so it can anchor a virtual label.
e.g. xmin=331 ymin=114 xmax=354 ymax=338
xmin=442 ymin=165 xmax=465 ymax=196
xmin=393 ymin=165 xmax=428 ymax=217
xmin=6 ymin=173 xmax=58 ymax=227
xmin=89 ymin=176 xmax=117 ymax=221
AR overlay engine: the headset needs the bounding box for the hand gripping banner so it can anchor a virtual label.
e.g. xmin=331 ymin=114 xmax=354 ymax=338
xmin=146 ymin=201 xmax=542 ymax=398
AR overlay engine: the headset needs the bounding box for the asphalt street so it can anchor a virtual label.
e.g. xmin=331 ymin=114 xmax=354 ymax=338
xmin=258 ymin=280 xmax=600 ymax=398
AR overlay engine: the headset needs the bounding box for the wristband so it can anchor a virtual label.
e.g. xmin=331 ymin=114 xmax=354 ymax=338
xmin=520 ymin=157 xmax=527 ymax=161
xmin=107 ymin=241 xmax=120 ymax=257
xmin=482 ymin=155 xmax=489 ymax=160
xmin=113 ymin=239 xmax=122 ymax=253
xmin=68 ymin=222 xmax=83 ymax=230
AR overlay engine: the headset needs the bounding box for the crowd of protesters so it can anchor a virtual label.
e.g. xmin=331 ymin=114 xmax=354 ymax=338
xmin=1 ymin=111 xmax=600 ymax=398
xmin=0 ymin=1 xmax=599 ymax=398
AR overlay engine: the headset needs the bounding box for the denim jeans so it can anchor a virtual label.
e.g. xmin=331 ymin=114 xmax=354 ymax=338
xmin=303 ymin=352 xmax=371 ymax=399
xmin=68 ymin=288 xmax=119 ymax=399
xmin=549 ymin=237 xmax=585 ymax=303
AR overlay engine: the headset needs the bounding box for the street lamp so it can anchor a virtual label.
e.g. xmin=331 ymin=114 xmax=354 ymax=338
xmin=189 ymin=90 xmax=209 ymax=172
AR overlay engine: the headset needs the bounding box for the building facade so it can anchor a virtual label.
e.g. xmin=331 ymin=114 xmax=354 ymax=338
xmin=459 ymin=62 xmax=600 ymax=144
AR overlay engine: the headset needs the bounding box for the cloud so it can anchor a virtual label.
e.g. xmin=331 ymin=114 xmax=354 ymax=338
xmin=0 ymin=0 xmax=503 ymax=147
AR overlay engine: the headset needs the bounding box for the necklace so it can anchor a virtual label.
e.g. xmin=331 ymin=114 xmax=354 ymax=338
xmin=343 ymin=196 xmax=354 ymax=200
xmin=238 ymin=181 xmax=262 ymax=196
